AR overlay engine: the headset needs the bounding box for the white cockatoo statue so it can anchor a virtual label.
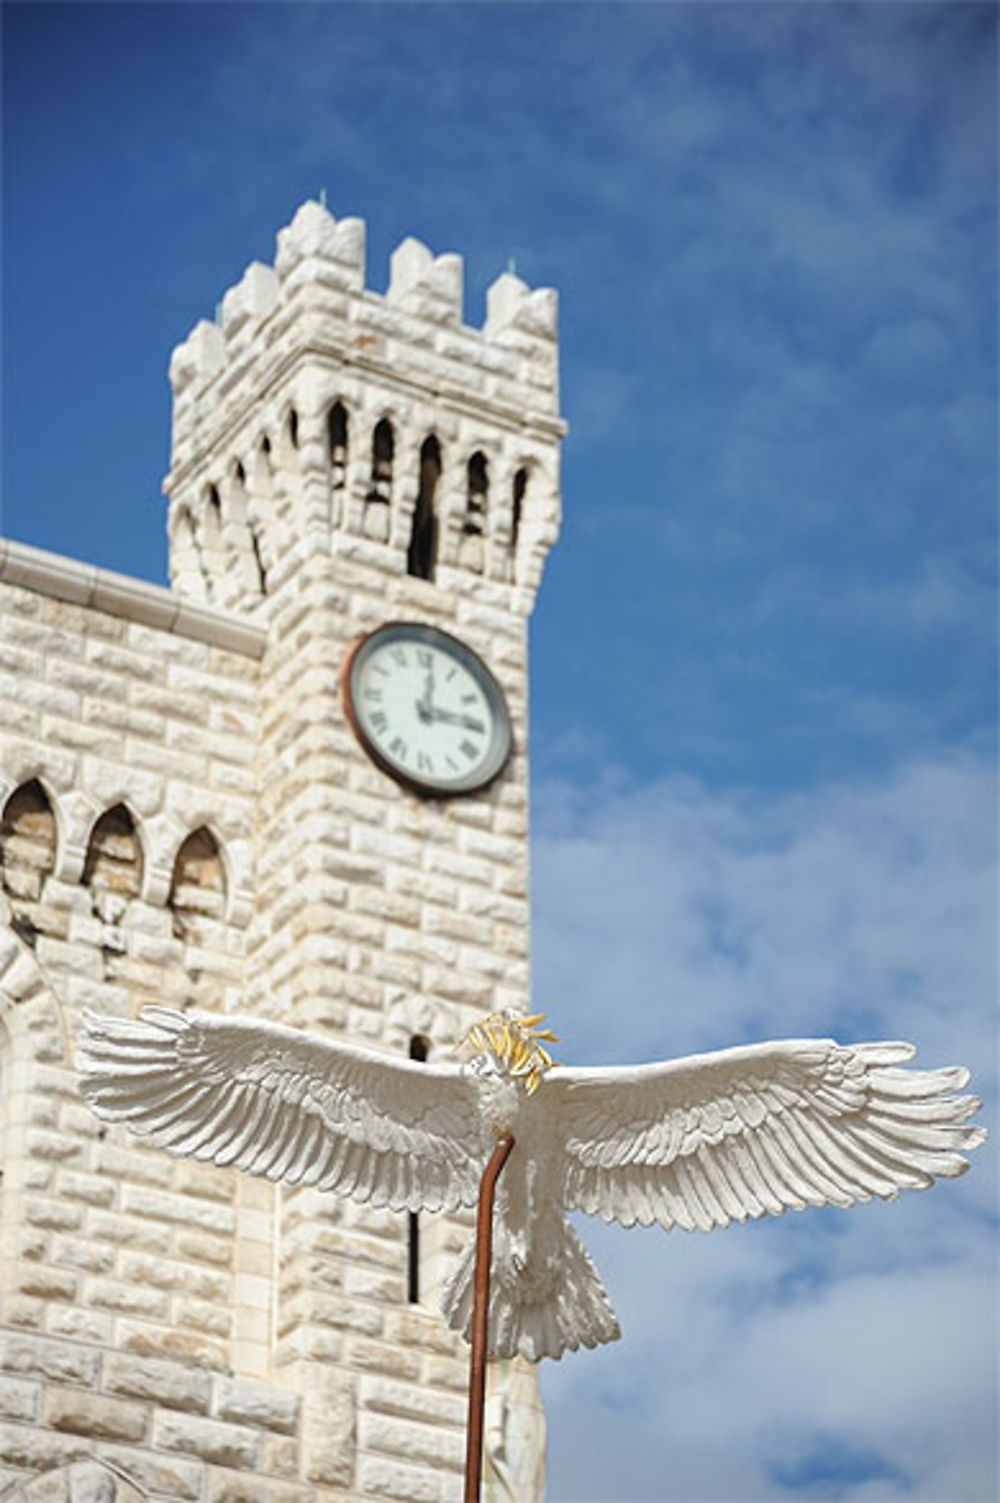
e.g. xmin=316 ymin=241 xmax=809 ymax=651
xmin=77 ymin=1006 xmax=985 ymax=1363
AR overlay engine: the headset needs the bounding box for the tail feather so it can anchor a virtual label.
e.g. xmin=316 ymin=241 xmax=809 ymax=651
xmin=441 ymin=1210 xmax=621 ymax=1362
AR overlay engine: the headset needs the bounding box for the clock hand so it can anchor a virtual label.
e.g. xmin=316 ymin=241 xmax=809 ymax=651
xmin=428 ymin=708 xmax=486 ymax=733
xmin=415 ymin=666 xmax=436 ymax=724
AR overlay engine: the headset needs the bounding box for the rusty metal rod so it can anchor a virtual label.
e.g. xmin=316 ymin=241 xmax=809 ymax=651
xmin=464 ymin=1131 xmax=516 ymax=1503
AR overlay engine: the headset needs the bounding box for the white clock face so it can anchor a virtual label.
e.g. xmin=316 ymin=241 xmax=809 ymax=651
xmin=344 ymin=623 xmax=512 ymax=796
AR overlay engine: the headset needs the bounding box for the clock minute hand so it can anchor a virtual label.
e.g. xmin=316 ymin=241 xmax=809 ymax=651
xmin=429 ymin=708 xmax=486 ymax=732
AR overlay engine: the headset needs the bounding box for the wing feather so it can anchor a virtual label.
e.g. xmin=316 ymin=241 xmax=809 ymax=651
xmin=77 ymin=1006 xmax=483 ymax=1213
xmin=550 ymin=1038 xmax=984 ymax=1231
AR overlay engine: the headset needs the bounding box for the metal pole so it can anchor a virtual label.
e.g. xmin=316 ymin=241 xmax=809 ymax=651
xmin=464 ymin=1131 xmax=516 ymax=1503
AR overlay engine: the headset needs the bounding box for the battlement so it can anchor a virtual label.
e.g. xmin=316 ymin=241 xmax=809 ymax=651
xmin=169 ymin=200 xmax=559 ymax=433
xmin=163 ymin=201 xmax=564 ymax=615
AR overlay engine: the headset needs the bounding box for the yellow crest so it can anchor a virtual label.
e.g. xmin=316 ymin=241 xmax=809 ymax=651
xmin=460 ymin=1009 xmax=560 ymax=1095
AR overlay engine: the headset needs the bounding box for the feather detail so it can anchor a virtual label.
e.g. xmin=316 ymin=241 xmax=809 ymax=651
xmin=551 ymin=1038 xmax=984 ymax=1232
xmin=77 ymin=1006 xmax=482 ymax=1214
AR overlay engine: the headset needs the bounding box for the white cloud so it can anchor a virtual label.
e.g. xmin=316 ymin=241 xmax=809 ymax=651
xmin=532 ymin=751 xmax=996 ymax=1500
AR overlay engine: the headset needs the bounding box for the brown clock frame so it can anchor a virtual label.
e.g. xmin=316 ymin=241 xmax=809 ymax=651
xmin=340 ymin=621 xmax=514 ymax=799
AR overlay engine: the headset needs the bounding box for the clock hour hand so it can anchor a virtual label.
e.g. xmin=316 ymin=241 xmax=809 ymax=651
xmin=415 ymin=666 xmax=436 ymax=724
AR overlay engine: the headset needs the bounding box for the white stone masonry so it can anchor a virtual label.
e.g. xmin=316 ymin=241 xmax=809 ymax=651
xmin=2 ymin=199 xmax=563 ymax=1500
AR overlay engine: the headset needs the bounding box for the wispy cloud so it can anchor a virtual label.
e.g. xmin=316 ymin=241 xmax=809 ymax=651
xmin=533 ymin=749 xmax=996 ymax=1500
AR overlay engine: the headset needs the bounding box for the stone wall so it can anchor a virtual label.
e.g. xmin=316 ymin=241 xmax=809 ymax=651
xmin=1 ymin=199 xmax=559 ymax=1501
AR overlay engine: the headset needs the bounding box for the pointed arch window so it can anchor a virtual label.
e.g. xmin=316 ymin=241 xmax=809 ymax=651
xmin=466 ymin=452 xmax=489 ymax=538
xmin=328 ymin=402 xmax=348 ymax=495
xmin=1 ymin=780 xmax=56 ymax=905
xmin=368 ymin=418 xmax=394 ymax=504
xmin=169 ymin=827 xmax=227 ymax=921
xmin=512 ymin=467 xmax=528 ymax=555
xmin=407 ymin=436 xmax=441 ymax=581
xmin=83 ymin=804 xmax=142 ymax=898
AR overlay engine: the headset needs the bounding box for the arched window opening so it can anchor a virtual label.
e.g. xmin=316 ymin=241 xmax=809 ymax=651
xmin=466 ymin=453 xmax=489 ymax=536
xmin=1 ymin=780 xmax=56 ymax=908
xmin=408 ymin=1034 xmax=430 ymax=1303
xmin=287 ymin=408 xmax=299 ymax=449
xmin=407 ymin=436 xmax=441 ymax=581
xmin=169 ymin=827 xmax=227 ymax=921
xmin=368 ymin=418 xmax=394 ymax=504
xmin=204 ymin=486 xmax=223 ymax=551
xmin=512 ymin=467 xmax=528 ymax=555
xmin=250 ymin=530 xmax=268 ymax=596
xmin=83 ymin=804 xmax=143 ymax=898
xmin=328 ymin=402 xmax=348 ymax=494
xmin=230 ymin=460 xmax=266 ymax=597
xmin=459 ymin=451 xmax=489 ymax=574
xmin=363 ymin=418 xmax=394 ymax=541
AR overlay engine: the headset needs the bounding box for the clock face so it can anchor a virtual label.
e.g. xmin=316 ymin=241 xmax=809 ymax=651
xmin=342 ymin=622 xmax=513 ymax=796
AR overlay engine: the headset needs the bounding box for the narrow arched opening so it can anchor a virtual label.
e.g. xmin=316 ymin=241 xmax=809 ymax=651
xmin=512 ymin=467 xmax=528 ymax=555
xmin=169 ymin=827 xmax=227 ymax=921
xmin=407 ymin=1034 xmax=430 ymax=1303
xmin=466 ymin=452 xmax=488 ymax=537
xmin=407 ymin=436 xmax=441 ymax=581
xmin=369 ymin=418 xmax=394 ymax=503
xmin=1 ymin=780 xmax=56 ymax=920
xmin=328 ymin=401 xmax=348 ymax=495
xmin=83 ymin=804 xmax=143 ymax=898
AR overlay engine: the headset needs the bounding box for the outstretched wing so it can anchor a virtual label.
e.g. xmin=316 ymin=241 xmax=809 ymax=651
xmin=78 ymin=1006 xmax=484 ymax=1213
xmin=547 ymin=1039 xmax=985 ymax=1232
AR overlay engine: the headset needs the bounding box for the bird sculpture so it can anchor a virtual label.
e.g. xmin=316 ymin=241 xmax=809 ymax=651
xmin=77 ymin=1005 xmax=985 ymax=1363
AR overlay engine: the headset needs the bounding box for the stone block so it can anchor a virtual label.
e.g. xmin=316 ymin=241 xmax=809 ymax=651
xmin=16 ymin=1265 xmax=78 ymax=1303
xmin=175 ymin=1230 xmax=233 ymax=1268
xmin=0 ymin=1376 xmax=40 ymax=1422
xmin=103 ymin=1352 xmax=213 ymax=1414
xmin=86 ymin=1278 xmax=171 ymax=1321
xmin=154 ymin=1410 xmax=261 ymax=1470
xmin=361 ymin=1375 xmax=465 ymax=1429
xmin=0 ymin=1334 xmax=99 ymax=1387
xmin=116 ymin=1319 xmax=226 ymax=1372
xmin=357 ymin=1454 xmax=450 ymax=1501
xmin=0 ymin=1422 xmax=91 ymax=1473
xmin=206 ymin=1476 xmax=312 ymax=1503
xmin=43 ymin=1385 xmax=149 ymax=1443
xmin=347 ymin=1338 xmax=421 ymax=1383
xmin=300 ymin=1368 xmax=355 ymax=1487
xmin=212 ymin=1377 xmax=299 ymax=1435
xmin=98 ymin=1443 xmax=204 ymax=1501
xmin=45 ymin=1307 xmax=114 ymax=1347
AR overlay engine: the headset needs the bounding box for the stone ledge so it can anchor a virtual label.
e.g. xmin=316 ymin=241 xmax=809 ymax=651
xmin=0 ymin=539 xmax=266 ymax=660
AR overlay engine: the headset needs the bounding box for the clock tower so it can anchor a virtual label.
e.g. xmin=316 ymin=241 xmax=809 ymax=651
xmin=163 ymin=200 xmax=564 ymax=1495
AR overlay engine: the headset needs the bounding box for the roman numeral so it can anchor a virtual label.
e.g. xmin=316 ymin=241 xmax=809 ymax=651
xmin=390 ymin=647 xmax=407 ymax=667
xmin=460 ymin=739 xmax=479 ymax=761
xmin=416 ymin=649 xmax=433 ymax=669
xmin=390 ymin=736 xmax=408 ymax=761
xmin=416 ymin=751 xmax=434 ymax=775
xmin=370 ymin=711 xmax=388 ymax=734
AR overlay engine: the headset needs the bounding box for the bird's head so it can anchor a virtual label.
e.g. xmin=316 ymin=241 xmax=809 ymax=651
xmin=457 ymin=1009 xmax=560 ymax=1095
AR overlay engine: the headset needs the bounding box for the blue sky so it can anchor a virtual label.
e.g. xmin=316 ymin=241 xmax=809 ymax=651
xmin=3 ymin=4 xmax=996 ymax=1500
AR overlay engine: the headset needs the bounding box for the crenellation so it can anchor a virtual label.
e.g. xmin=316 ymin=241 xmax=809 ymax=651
xmin=165 ymin=202 xmax=561 ymax=622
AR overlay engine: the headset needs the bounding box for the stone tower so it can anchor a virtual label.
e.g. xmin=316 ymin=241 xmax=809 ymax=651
xmin=0 ymin=201 xmax=563 ymax=1500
